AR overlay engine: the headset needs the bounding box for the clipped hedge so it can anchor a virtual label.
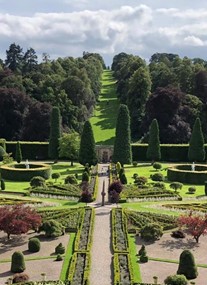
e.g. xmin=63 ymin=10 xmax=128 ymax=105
xmin=6 ymin=141 xmax=49 ymax=160
xmin=114 ymin=253 xmax=134 ymax=285
xmin=68 ymin=252 xmax=90 ymax=284
xmin=167 ymin=164 xmax=207 ymax=185
xmin=0 ymin=163 xmax=51 ymax=181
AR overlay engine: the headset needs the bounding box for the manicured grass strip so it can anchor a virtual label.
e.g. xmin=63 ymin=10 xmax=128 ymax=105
xmin=0 ymin=255 xmax=59 ymax=263
xmin=149 ymin=257 xmax=207 ymax=268
xmin=60 ymin=232 xmax=76 ymax=281
xmin=128 ymin=234 xmax=142 ymax=282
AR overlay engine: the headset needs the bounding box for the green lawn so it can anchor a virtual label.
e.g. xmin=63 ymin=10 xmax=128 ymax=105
xmin=90 ymin=70 xmax=119 ymax=145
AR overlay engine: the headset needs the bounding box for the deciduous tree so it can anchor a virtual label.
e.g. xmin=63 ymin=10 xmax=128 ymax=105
xmin=0 ymin=205 xmax=42 ymax=239
xmin=59 ymin=132 xmax=80 ymax=166
xmin=48 ymin=106 xmax=61 ymax=160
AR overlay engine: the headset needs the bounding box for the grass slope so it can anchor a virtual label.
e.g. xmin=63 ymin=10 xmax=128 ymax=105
xmin=90 ymin=69 xmax=119 ymax=145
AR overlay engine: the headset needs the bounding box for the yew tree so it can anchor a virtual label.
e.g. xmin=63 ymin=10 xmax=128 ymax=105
xmin=178 ymin=212 xmax=207 ymax=243
xmin=0 ymin=204 xmax=42 ymax=239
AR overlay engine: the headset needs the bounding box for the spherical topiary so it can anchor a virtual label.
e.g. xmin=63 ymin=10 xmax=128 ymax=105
xmin=55 ymin=243 xmax=65 ymax=254
xmin=11 ymin=251 xmax=26 ymax=273
xmin=153 ymin=162 xmax=162 ymax=171
xmin=65 ymin=175 xmax=77 ymax=184
xmin=188 ymin=186 xmax=196 ymax=194
xmin=134 ymin=176 xmax=148 ymax=185
xmin=151 ymin=172 xmax=164 ymax=181
xmin=177 ymin=250 xmax=198 ymax=279
xmin=51 ymin=172 xmax=60 ymax=182
xmin=12 ymin=273 xmax=29 ymax=283
xmin=164 ymin=274 xmax=188 ymax=285
xmin=28 ymin=237 xmax=41 ymax=253
xmin=140 ymin=223 xmax=163 ymax=242
xmin=56 ymin=254 xmax=63 ymax=261
xmin=30 ymin=176 xmax=46 ymax=188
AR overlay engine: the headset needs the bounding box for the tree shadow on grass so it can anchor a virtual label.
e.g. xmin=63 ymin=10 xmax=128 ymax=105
xmin=0 ymin=235 xmax=26 ymax=254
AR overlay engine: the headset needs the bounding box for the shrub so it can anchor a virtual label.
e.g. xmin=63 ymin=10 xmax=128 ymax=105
xmin=56 ymin=254 xmax=63 ymax=261
xmin=55 ymin=243 xmax=65 ymax=254
xmin=120 ymin=173 xmax=127 ymax=184
xmin=1 ymin=179 xmax=5 ymax=190
xmin=164 ymin=274 xmax=188 ymax=285
xmin=171 ymin=230 xmax=186 ymax=239
xmin=170 ymin=182 xmax=183 ymax=192
xmin=52 ymin=172 xmax=60 ymax=182
xmin=132 ymin=161 xmax=138 ymax=167
xmin=139 ymin=253 xmax=148 ymax=263
xmin=134 ymin=176 xmax=148 ymax=185
xmin=140 ymin=223 xmax=163 ymax=241
xmin=108 ymin=181 xmax=123 ymax=194
xmin=152 ymin=182 xmax=166 ymax=189
xmin=82 ymin=171 xmax=89 ymax=182
xmin=188 ymin=186 xmax=196 ymax=194
xmin=151 ymin=172 xmax=164 ymax=181
xmin=153 ymin=162 xmax=162 ymax=171
xmin=40 ymin=220 xmax=64 ymax=237
xmin=81 ymin=190 xmax=92 ymax=202
xmin=132 ymin=173 xmax=138 ymax=179
xmin=0 ymin=146 xmax=6 ymax=159
xmin=28 ymin=238 xmax=41 ymax=253
xmin=177 ymin=250 xmax=198 ymax=279
xmin=12 ymin=273 xmax=29 ymax=283
xmin=11 ymin=251 xmax=26 ymax=273
xmin=116 ymin=162 xmax=122 ymax=173
xmin=65 ymin=175 xmax=77 ymax=184
xmin=30 ymin=176 xmax=46 ymax=188
xmin=138 ymin=244 xmax=146 ymax=256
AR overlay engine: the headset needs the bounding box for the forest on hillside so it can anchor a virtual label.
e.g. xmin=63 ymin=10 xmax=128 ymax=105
xmin=112 ymin=52 xmax=207 ymax=143
xmin=1 ymin=43 xmax=207 ymax=144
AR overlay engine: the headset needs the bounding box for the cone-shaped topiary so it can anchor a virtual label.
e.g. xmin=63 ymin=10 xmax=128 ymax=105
xmin=147 ymin=119 xmax=161 ymax=162
xmin=188 ymin=117 xmax=205 ymax=162
xmin=55 ymin=243 xmax=65 ymax=254
xmin=11 ymin=251 xmax=26 ymax=273
xmin=177 ymin=250 xmax=198 ymax=279
xmin=28 ymin=238 xmax=41 ymax=253
xmin=138 ymin=244 xmax=146 ymax=256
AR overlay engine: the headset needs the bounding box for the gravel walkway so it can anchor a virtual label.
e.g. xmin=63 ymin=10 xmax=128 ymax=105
xmin=90 ymin=164 xmax=113 ymax=285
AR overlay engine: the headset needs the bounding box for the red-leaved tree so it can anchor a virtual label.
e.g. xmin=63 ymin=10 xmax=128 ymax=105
xmin=178 ymin=212 xmax=207 ymax=243
xmin=0 ymin=204 xmax=42 ymax=239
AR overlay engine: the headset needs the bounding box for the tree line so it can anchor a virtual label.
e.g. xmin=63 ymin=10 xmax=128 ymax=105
xmin=0 ymin=43 xmax=105 ymax=140
xmin=112 ymin=52 xmax=207 ymax=143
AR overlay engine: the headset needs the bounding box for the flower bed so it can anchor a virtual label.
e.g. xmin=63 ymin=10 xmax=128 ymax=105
xmin=114 ymin=253 xmax=134 ymax=285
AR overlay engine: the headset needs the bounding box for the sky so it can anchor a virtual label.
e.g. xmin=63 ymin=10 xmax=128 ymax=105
xmin=1 ymin=0 xmax=207 ymax=66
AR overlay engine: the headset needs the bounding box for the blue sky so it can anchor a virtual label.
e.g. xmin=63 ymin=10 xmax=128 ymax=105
xmin=1 ymin=0 xmax=207 ymax=65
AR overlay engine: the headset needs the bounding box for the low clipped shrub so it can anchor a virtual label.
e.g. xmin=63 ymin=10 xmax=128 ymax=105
xmin=1 ymin=179 xmax=5 ymax=190
xmin=40 ymin=220 xmax=64 ymax=237
xmin=151 ymin=182 xmax=166 ymax=189
xmin=153 ymin=162 xmax=162 ymax=171
xmin=56 ymin=254 xmax=63 ymax=261
xmin=140 ymin=223 xmax=163 ymax=241
xmin=151 ymin=172 xmax=164 ymax=181
xmin=139 ymin=253 xmax=148 ymax=263
xmin=138 ymin=244 xmax=146 ymax=256
xmin=55 ymin=243 xmax=65 ymax=254
xmin=120 ymin=173 xmax=127 ymax=184
xmin=171 ymin=230 xmax=185 ymax=239
xmin=65 ymin=175 xmax=77 ymax=184
xmin=170 ymin=182 xmax=183 ymax=192
xmin=30 ymin=176 xmax=46 ymax=188
xmin=132 ymin=173 xmax=138 ymax=179
xmin=52 ymin=172 xmax=61 ymax=182
xmin=11 ymin=251 xmax=26 ymax=273
xmin=164 ymin=274 xmax=188 ymax=285
xmin=81 ymin=190 xmax=92 ymax=202
xmin=82 ymin=171 xmax=90 ymax=182
xmin=188 ymin=186 xmax=196 ymax=194
xmin=0 ymin=145 xmax=6 ymax=159
xmin=134 ymin=176 xmax=148 ymax=185
xmin=132 ymin=161 xmax=138 ymax=167
xmin=28 ymin=238 xmax=41 ymax=253
xmin=12 ymin=273 xmax=29 ymax=283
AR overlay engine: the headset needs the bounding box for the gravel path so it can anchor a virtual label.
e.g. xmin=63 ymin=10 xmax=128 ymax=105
xmin=90 ymin=164 xmax=113 ymax=285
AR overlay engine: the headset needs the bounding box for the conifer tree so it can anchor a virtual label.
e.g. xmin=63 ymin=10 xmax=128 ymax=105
xmin=177 ymin=250 xmax=198 ymax=279
xmin=15 ymin=141 xmax=22 ymax=163
xmin=48 ymin=106 xmax=61 ymax=160
xmin=113 ymin=104 xmax=132 ymax=165
xmin=79 ymin=121 xmax=97 ymax=166
xmin=146 ymin=119 xmax=161 ymax=162
xmin=188 ymin=117 xmax=205 ymax=162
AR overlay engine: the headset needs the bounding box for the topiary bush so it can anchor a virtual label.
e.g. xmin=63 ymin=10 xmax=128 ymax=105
xmin=28 ymin=237 xmax=41 ymax=253
xmin=170 ymin=182 xmax=183 ymax=192
xmin=12 ymin=273 xmax=29 ymax=283
xmin=151 ymin=172 xmax=164 ymax=181
xmin=153 ymin=162 xmax=162 ymax=171
xmin=52 ymin=172 xmax=60 ymax=182
xmin=65 ymin=174 xmax=77 ymax=184
xmin=40 ymin=220 xmax=64 ymax=237
xmin=132 ymin=161 xmax=138 ymax=167
xmin=188 ymin=186 xmax=196 ymax=194
xmin=1 ymin=179 xmax=5 ymax=190
xmin=164 ymin=274 xmax=188 ymax=285
xmin=151 ymin=182 xmax=166 ymax=189
xmin=138 ymin=244 xmax=146 ymax=256
xmin=134 ymin=176 xmax=148 ymax=186
xmin=11 ymin=251 xmax=26 ymax=273
xmin=82 ymin=171 xmax=90 ymax=182
xmin=55 ymin=243 xmax=65 ymax=254
xmin=56 ymin=254 xmax=63 ymax=261
xmin=120 ymin=173 xmax=127 ymax=184
xmin=140 ymin=223 xmax=163 ymax=241
xmin=30 ymin=176 xmax=46 ymax=188
xmin=177 ymin=250 xmax=198 ymax=279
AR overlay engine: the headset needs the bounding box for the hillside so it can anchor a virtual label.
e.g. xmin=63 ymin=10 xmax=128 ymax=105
xmin=90 ymin=70 xmax=119 ymax=145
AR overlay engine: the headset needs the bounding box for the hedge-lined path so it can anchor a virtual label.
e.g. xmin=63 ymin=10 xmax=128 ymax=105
xmin=90 ymin=163 xmax=115 ymax=285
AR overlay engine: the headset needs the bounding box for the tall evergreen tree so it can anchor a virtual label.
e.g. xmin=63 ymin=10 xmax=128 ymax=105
xmin=177 ymin=250 xmax=198 ymax=280
xmin=48 ymin=107 xmax=61 ymax=160
xmin=15 ymin=141 xmax=22 ymax=163
xmin=79 ymin=120 xmax=97 ymax=166
xmin=113 ymin=104 xmax=132 ymax=165
xmin=188 ymin=117 xmax=205 ymax=162
xmin=146 ymin=119 xmax=161 ymax=162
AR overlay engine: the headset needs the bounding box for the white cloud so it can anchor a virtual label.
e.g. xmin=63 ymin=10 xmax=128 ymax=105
xmin=183 ymin=36 xmax=205 ymax=46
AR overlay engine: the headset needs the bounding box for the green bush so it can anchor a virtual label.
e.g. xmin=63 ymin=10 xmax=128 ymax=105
xmin=55 ymin=243 xmax=65 ymax=254
xmin=132 ymin=161 xmax=138 ymax=166
xmin=134 ymin=176 xmax=148 ymax=185
xmin=170 ymin=182 xmax=183 ymax=191
xmin=40 ymin=220 xmax=64 ymax=237
xmin=11 ymin=251 xmax=26 ymax=273
xmin=64 ymin=175 xmax=77 ymax=184
xmin=56 ymin=254 xmax=63 ymax=261
xmin=30 ymin=176 xmax=46 ymax=187
xmin=138 ymin=244 xmax=146 ymax=256
xmin=52 ymin=172 xmax=60 ymax=182
xmin=164 ymin=274 xmax=188 ymax=285
xmin=177 ymin=250 xmax=198 ymax=279
xmin=28 ymin=238 xmax=41 ymax=253
xmin=188 ymin=186 xmax=196 ymax=194
xmin=139 ymin=253 xmax=148 ymax=263
xmin=151 ymin=172 xmax=164 ymax=181
xmin=1 ymin=179 xmax=5 ymax=190
xmin=151 ymin=182 xmax=166 ymax=189
xmin=153 ymin=162 xmax=162 ymax=170
xmin=82 ymin=171 xmax=89 ymax=182
xmin=120 ymin=173 xmax=127 ymax=184
xmin=140 ymin=223 xmax=163 ymax=241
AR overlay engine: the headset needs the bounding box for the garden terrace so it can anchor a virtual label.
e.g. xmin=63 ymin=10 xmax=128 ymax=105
xmin=0 ymin=162 xmax=51 ymax=181
xmin=162 ymin=202 xmax=207 ymax=213
xmin=167 ymin=164 xmax=207 ymax=184
xmin=0 ymin=196 xmax=42 ymax=206
xmin=112 ymin=208 xmax=129 ymax=253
